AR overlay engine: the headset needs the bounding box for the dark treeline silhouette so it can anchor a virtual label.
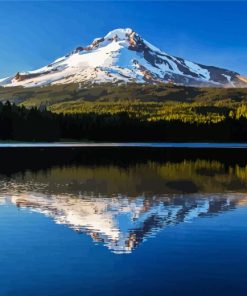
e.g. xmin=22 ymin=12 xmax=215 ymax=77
xmin=1 ymin=101 xmax=247 ymax=142
xmin=0 ymin=102 xmax=60 ymax=141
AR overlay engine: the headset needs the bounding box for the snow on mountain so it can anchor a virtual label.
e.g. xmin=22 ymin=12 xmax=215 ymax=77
xmin=0 ymin=28 xmax=245 ymax=87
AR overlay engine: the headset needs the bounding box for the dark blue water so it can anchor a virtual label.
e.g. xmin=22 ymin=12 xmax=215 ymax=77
xmin=0 ymin=148 xmax=247 ymax=296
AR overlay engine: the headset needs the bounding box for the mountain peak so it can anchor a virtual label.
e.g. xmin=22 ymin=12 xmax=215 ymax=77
xmin=0 ymin=28 xmax=246 ymax=88
xmin=85 ymin=27 xmax=141 ymax=52
xmin=104 ymin=28 xmax=134 ymax=40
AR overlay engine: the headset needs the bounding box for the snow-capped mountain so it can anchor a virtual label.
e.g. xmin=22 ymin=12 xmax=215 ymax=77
xmin=0 ymin=28 xmax=246 ymax=87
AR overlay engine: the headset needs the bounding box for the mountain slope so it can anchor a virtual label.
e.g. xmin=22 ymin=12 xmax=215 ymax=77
xmin=0 ymin=28 xmax=246 ymax=87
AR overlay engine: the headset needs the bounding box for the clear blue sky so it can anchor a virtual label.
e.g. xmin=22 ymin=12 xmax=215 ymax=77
xmin=0 ymin=1 xmax=246 ymax=77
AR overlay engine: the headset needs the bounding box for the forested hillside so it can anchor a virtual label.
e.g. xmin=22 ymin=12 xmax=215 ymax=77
xmin=1 ymin=83 xmax=247 ymax=125
xmin=1 ymin=100 xmax=247 ymax=142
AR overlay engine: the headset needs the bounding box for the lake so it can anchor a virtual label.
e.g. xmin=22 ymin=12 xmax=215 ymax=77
xmin=0 ymin=146 xmax=247 ymax=296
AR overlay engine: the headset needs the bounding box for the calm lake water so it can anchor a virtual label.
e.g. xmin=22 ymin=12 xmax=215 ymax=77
xmin=0 ymin=147 xmax=247 ymax=296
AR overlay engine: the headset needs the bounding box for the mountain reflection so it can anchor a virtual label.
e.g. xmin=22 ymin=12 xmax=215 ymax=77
xmin=1 ymin=157 xmax=247 ymax=254
xmin=1 ymin=193 xmax=246 ymax=253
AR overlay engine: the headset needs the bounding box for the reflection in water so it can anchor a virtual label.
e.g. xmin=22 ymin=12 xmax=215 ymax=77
xmin=0 ymin=193 xmax=246 ymax=253
xmin=2 ymin=194 xmax=247 ymax=253
xmin=1 ymin=157 xmax=247 ymax=253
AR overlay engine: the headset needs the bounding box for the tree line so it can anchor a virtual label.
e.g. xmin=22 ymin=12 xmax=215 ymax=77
xmin=1 ymin=101 xmax=247 ymax=142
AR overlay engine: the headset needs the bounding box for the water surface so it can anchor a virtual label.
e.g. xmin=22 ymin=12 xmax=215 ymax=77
xmin=1 ymin=141 xmax=247 ymax=148
xmin=0 ymin=148 xmax=247 ymax=295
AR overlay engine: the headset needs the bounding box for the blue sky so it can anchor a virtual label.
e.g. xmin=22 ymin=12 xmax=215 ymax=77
xmin=0 ymin=1 xmax=246 ymax=77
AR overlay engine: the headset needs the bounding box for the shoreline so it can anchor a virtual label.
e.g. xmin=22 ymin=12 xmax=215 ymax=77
xmin=1 ymin=142 xmax=247 ymax=148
